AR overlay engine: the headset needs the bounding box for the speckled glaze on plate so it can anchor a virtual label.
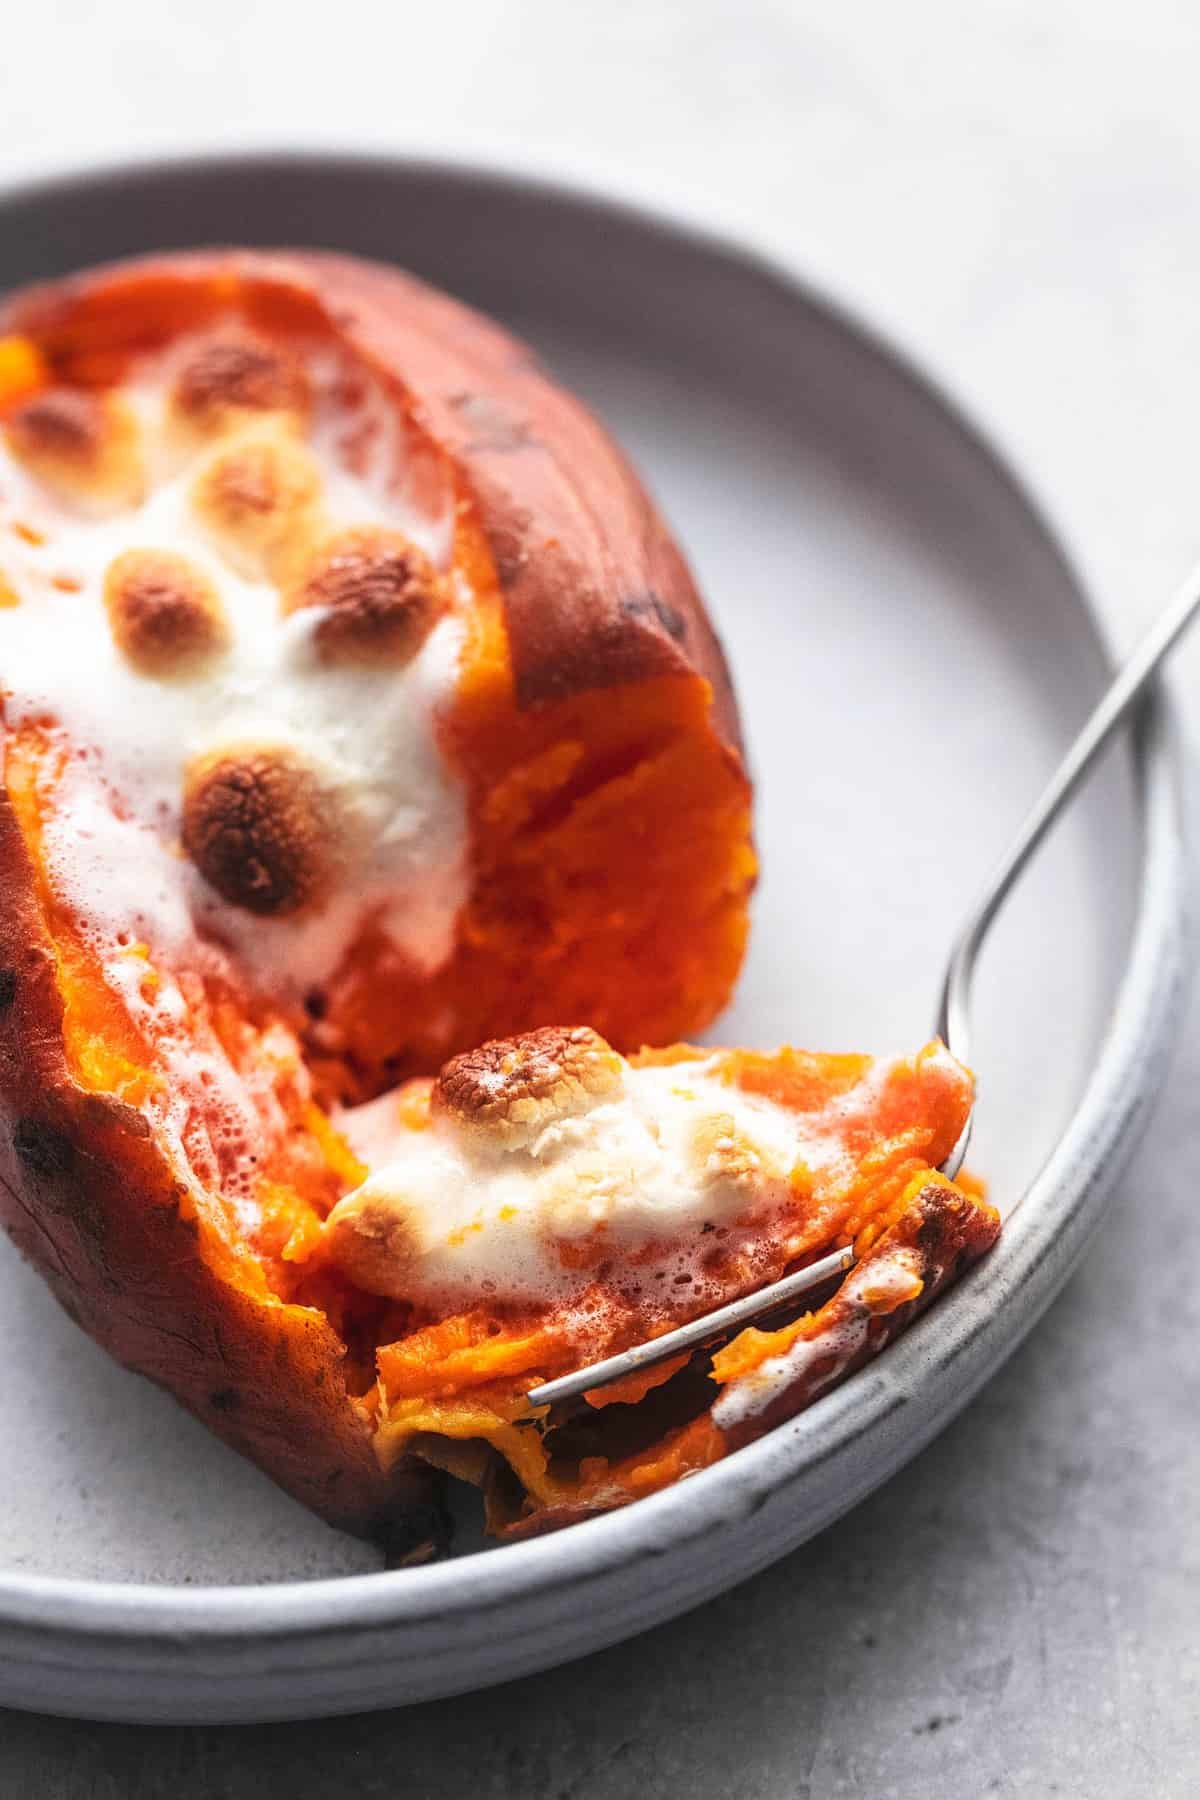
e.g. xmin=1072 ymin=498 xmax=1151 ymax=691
xmin=0 ymin=150 xmax=1187 ymax=1723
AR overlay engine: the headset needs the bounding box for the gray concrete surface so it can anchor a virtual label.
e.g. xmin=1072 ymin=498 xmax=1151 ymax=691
xmin=2 ymin=2 xmax=1200 ymax=1792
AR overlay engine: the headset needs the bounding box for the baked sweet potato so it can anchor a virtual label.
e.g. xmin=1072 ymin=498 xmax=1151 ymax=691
xmin=0 ymin=251 xmax=996 ymax=1547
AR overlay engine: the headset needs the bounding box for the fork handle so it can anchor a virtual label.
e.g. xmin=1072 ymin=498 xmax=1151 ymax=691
xmin=938 ymin=555 xmax=1200 ymax=1083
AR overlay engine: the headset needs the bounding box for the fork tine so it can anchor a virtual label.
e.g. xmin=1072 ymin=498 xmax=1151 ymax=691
xmin=525 ymin=1244 xmax=855 ymax=1413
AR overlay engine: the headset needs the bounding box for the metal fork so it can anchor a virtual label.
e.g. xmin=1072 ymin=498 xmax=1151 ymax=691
xmin=526 ymin=560 xmax=1200 ymax=1414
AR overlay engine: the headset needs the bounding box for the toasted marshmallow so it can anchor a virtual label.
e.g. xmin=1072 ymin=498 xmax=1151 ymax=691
xmin=169 ymin=331 xmax=310 ymax=438
xmin=190 ymin=422 xmax=323 ymax=580
xmin=181 ymin=741 xmax=350 ymax=917
xmin=324 ymin=1186 xmax=424 ymax=1301
xmin=690 ymin=1112 xmax=771 ymax=1194
xmin=432 ymin=1026 xmax=626 ymax=1152
xmin=282 ymin=526 xmax=446 ymax=667
xmin=5 ymin=388 xmax=145 ymax=515
xmin=104 ymin=547 xmax=229 ymax=676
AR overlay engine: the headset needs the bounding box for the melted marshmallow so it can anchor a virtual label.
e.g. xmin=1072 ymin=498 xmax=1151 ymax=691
xmin=0 ymin=346 xmax=469 ymax=998
xmin=334 ymin=1056 xmax=866 ymax=1310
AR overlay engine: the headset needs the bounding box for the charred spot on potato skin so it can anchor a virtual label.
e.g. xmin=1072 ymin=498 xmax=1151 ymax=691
xmin=173 ymin=333 xmax=309 ymax=429
xmin=181 ymin=745 xmax=341 ymax=918
xmin=487 ymin=519 xmax=528 ymax=589
xmin=12 ymin=1118 xmax=75 ymax=1178
xmin=209 ymin=1386 xmax=241 ymax=1412
xmin=283 ymin=528 xmax=446 ymax=666
xmin=621 ymin=591 xmax=688 ymax=643
xmin=0 ymin=970 xmax=16 ymax=1012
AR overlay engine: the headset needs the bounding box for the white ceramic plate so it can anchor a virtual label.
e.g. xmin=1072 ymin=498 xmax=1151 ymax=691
xmin=0 ymin=151 xmax=1186 ymax=1722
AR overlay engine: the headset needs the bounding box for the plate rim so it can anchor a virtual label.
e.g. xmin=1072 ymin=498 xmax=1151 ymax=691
xmin=0 ymin=144 xmax=1187 ymax=1689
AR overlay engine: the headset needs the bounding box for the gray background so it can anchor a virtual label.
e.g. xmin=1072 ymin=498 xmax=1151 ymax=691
xmin=2 ymin=3 xmax=1198 ymax=1793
